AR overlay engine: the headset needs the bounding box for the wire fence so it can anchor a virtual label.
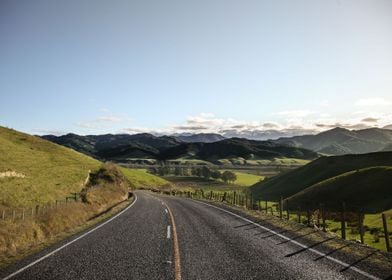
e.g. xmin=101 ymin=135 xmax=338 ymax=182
xmin=171 ymin=189 xmax=392 ymax=253
xmin=0 ymin=192 xmax=81 ymax=222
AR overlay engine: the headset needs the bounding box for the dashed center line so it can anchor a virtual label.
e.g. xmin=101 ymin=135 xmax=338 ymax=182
xmin=165 ymin=209 xmax=168 ymax=214
xmin=167 ymin=225 xmax=171 ymax=239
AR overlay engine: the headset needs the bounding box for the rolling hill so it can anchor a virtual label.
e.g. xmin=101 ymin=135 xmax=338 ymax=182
xmin=0 ymin=127 xmax=171 ymax=208
xmin=275 ymin=127 xmax=392 ymax=155
xmin=42 ymin=133 xmax=319 ymax=164
xmin=286 ymin=166 xmax=392 ymax=213
xmin=250 ymin=151 xmax=392 ymax=202
xmin=0 ymin=127 xmax=101 ymax=207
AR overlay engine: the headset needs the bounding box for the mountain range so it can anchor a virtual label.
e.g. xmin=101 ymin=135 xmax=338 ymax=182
xmin=275 ymin=127 xmax=392 ymax=155
xmin=42 ymin=133 xmax=317 ymax=164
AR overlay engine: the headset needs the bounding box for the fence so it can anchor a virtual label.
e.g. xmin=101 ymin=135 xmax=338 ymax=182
xmin=0 ymin=192 xmax=81 ymax=222
xmin=172 ymin=189 xmax=392 ymax=253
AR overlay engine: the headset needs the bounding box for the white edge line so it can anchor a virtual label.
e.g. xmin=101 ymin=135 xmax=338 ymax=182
xmin=2 ymin=194 xmax=138 ymax=280
xmin=167 ymin=225 xmax=171 ymax=239
xmin=194 ymin=200 xmax=381 ymax=280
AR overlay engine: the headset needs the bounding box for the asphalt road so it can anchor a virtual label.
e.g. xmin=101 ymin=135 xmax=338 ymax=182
xmin=1 ymin=191 xmax=390 ymax=280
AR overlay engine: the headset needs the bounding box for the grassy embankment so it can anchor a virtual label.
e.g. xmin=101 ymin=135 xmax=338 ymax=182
xmin=0 ymin=127 xmax=170 ymax=267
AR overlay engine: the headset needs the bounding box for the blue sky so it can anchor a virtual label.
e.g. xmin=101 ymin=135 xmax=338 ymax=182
xmin=1 ymin=0 xmax=392 ymax=138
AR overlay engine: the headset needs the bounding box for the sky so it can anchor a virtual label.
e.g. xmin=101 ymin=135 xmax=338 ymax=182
xmin=1 ymin=0 xmax=392 ymax=139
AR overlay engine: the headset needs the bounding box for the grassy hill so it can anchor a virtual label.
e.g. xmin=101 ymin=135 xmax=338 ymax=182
xmin=0 ymin=127 xmax=171 ymax=208
xmin=287 ymin=167 xmax=392 ymax=213
xmin=250 ymin=151 xmax=392 ymax=202
xmin=0 ymin=127 xmax=101 ymax=207
xmin=120 ymin=167 xmax=171 ymax=188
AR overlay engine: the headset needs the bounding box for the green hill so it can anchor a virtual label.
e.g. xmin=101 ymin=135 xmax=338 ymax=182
xmin=250 ymin=151 xmax=392 ymax=201
xmin=287 ymin=167 xmax=392 ymax=213
xmin=0 ymin=127 xmax=101 ymax=207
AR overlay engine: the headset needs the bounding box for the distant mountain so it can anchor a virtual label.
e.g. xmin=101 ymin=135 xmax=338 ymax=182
xmin=274 ymin=127 xmax=392 ymax=155
xmin=250 ymin=151 xmax=392 ymax=211
xmin=42 ymin=133 xmax=318 ymax=164
xmin=220 ymin=129 xmax=316 ymax=141
xmin=159 ymin=138 xmax=318 ymax=163
xmin=42 ymin=133 xmax=181 ymax=160
xmin=383 ymin=124 xmax=392 ymax=130
xmin=173 ymin=133 xmax=225 ymax=143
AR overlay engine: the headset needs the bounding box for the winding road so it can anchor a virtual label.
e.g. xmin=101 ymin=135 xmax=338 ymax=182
xmin=1 ymin=191 xmax=390 ymax=280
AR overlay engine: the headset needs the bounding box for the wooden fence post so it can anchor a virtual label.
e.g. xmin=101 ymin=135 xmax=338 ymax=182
xmin=382 ymin=213 xmax=391 ymax=252
xmin=2 ymin=209 xmax=5 ymax=220
xmin=22 ymin=209 xmax=25 ymax=220
xmin=286 ymin=200 xmax=290 ymax=220
xmin=307 ymin=209 xmax=311 ymax=226
xmin=258 ymin=200 xmax=261 ymax=211
xmin=341 ymin=202 xmax=346 ymax=240
xmin=12 ymin=210 xmax=15 ymax=220
xmin=357 ymin=210 xmax=364 ymax=244
xmin=279 ymin=197 xmax=283 ymax=219
xmin=297 ymin=208 xmax=301 ymax=223
xmin=233 ymin=192 xmax=236 ymax=205
xmin=321 ymin=204 xmax=326 ymax=232
xmin=265 ymin=200 xmax=268 ymax=214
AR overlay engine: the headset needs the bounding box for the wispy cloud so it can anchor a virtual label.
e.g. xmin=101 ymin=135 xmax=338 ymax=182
xmin=355 ymin=98 xmax=392 ymax=107
xmin=76 ymin=115 xmax=126 ymax=129
xmin=275 ymin=110 xmax=315 ymax=118
xmin=361 ymin=117 xmax=379 ymax=123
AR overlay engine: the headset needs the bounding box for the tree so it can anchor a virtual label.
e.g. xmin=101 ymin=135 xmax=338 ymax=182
xmin=201 ymin=166 xmax=211 ymax=179
xmin=211 ymin=170 xmax=221 ymax=180
xmin=221 ymin=171 xmax=237 ymax=184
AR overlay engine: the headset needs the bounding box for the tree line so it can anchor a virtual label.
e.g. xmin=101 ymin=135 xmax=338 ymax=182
xmin=148 ymin=166 xmax=237 ymax=184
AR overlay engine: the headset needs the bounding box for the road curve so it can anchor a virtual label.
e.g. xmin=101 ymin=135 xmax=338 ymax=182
xmin=1 ymin=191 xmax=390 ymax=280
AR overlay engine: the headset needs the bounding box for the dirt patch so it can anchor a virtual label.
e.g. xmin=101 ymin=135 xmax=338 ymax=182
xmin=0 ymin=171 xmax=25 ymax=179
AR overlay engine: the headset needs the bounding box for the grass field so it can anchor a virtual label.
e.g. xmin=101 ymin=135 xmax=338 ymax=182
xmin=119 ymin=167 xmax=171 ymax=188
xmin=221 ymin=170 xmax=264 ymax=186
xmin=0 ymin=127 xmax=101 ymax=208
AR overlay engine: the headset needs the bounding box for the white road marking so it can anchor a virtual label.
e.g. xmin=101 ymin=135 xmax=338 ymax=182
xmin=194 ymin=200 xmax=381 ymax=280
xmin=2 ymin=195 xmax=139 ymax=280
xmin=165 ymin=209 xmax=168 ymax=214
xmin=167 ymin=225 xmax=171 ymax=239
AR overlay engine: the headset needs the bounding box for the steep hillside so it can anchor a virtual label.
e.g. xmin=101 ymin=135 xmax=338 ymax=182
xmin=250 ymin=151 xmax=392 ymax=201
xmin=0 ymin=127 xmax=101 ymax=207
xmin=276 ymin=127 xmax=392 ymax=155
xmin=287 ymin=167 xmax=392 ymax=213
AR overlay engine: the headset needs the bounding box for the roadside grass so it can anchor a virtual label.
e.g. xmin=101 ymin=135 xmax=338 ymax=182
xmin=119 ymin=167 xmax=171 ymax=188
xmin=207 ymin=199 xmax=392 ymax=275
xmin=0 ymin=127 xmax=100 ymax=208
xmin=0 ymin=164 xmax=130 ymax=268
